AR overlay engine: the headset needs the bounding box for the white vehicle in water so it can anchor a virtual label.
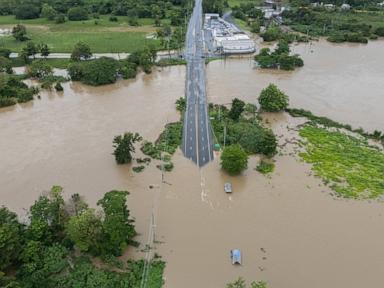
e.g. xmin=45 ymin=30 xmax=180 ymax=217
xmin=224 ymin=182 xmax=232 ymax=193
xmin=230 ymin=249 xmax=242 ymax=265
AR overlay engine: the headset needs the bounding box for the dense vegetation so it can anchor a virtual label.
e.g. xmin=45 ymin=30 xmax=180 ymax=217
xmin=226 ymin=277 xmax=267 ymax=288
xmin=67 ymin=44 xmax=157 ymax=85
xmin=258 ymin=84 xmax=289 ymax=111
xmin=255 ymin=40 xmax=304 ymax=70
xmin=210 ymin=98 xmax=277 ymax=157
xmin=299 ymin=124 xmax=384 ymax=199
xmin=0 ymin=0 xmax=192 ymax=20
xmin=283 ymin=7 xmax=384 ymax=43
xmin=0 ymin=74 xmax=38 ymax=107
xmin=221 ymin=144 xmax=249 ymax=175
xmin=0 ymin=186 xmax=165 ymax=287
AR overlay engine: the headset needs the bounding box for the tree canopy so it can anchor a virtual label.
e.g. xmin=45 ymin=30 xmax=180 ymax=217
xmin=0 ymin=186 xmax=161 ymax=287
xmin=221 ymin=144 xmax=248 ymax=175
xmin=113 ymin=132 xmax=142 ymax=164
xmin=258 ymin=84 xmax=289 ymax=112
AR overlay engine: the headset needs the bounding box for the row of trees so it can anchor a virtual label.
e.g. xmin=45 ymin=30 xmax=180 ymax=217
xmin=219 ymin=85 xmax=289 ymax=175
xmin=2 ymin=0 xmax=190 ymax=23
xmin=0 ymin=186 xmax=146 ymax=287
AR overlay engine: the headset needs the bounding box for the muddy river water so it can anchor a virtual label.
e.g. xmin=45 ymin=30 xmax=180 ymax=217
xmin=1 ymin=39 xmax=384 ymax=288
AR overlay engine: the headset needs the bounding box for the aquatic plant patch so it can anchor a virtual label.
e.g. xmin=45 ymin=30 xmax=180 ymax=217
xmin=299 ymin=125 xmax=384 ymax=199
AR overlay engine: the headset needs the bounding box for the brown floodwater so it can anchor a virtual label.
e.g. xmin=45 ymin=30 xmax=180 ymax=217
xmin=1 ymin=40 xmax=384 ymax=288
xmin=207 ymin=39 xmax=384 ymax=132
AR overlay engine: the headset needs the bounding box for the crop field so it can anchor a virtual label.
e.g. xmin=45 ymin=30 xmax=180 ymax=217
xmin=299 ymin=125 xmax=384 ymax=199
xmin=0 ymin=15 xmax=163 ymax=52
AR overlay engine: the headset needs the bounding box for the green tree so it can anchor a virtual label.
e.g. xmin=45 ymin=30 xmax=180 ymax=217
xmin=0 ymin=57 xmax=13 ymax=74
xmin=27 ymin=60 xmax=53 ymax=79
xmin=26 ymin=186 xmax=67 ymax=244
xmin=55 ymin=14 xmax=66 ymax=24
xmin=21 ymin=42 xmax=38 ymax=61
xmin=258 ymin=84 xmax=289 ymax=112
xmin=97 ymin=191 xmax=136 ymax=256
xmin=0 ymin=207 xmax=24 ymax=271
xmin=275 ymin=40 xmax=289 ymax=54
xmin=261 ymin=26 xmax=281 ymax=41
xmin=71 ymin=42 xmax=92 ymax=61
xmin=228 ymin=98 xmax=246 ymax=121
xmin=82 ymin=57 xmax=119 ymax=86
xmin=113 ymin=132 xmax=142 ymax=164
xmin=39 ymin=43 xmax=50 ymax=58
xmin=374 ymin=27 xmax=384 ymax=36
xmin=12 ymin=24 xmax=28 ymax=41
xmin=66 ymin=209 xmax=103 ymax=254
xmin=0 ymin=48 xmax=11 ymax=58
xmin=250 ymin=20 xmax=260 ymax=33
xmin=67 ymin=62 xmax=84 ymax=81
xmin=14 ymin=4 xmax=40 ymax=20
xmin=237 ymin=125 xmax=277 ymax=156
xmin=41 ymin=4 xmax=57 ymax=20
xmin=221 ymin=144 xmax=248 ymax=175
xmin=67 ymin=7 xmax=88 ymax=21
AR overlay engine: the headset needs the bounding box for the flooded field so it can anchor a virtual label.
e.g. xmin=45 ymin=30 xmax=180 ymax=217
xmin=207 ymin=39 xmax=384 ymax=132
xmin=1 ymin=40 xmax=384 ymax=287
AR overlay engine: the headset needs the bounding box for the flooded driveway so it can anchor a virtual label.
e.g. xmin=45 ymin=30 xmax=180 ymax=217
xmin=1 ymin=40 xmax=383 ymax=287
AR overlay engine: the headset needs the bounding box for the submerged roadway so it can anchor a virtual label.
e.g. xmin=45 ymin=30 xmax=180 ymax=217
xmin=182 ymin=0 xmax=214 ymax=167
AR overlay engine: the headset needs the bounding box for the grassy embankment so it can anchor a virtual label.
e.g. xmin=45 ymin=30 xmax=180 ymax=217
xmin=0 ymin=15 xmax=162 ymax=53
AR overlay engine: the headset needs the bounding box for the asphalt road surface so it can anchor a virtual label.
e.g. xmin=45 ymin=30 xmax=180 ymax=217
xmin=182 ymin=0 xmax=214 ymax=167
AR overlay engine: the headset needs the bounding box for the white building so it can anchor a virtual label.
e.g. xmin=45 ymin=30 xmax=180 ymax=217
xmin=205 ymin=14 xmax=255 ymax=54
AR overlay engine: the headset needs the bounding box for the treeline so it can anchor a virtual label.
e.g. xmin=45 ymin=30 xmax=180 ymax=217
xmin=0 ymin=0 xmax=191 ymax=24
xmin=290 ymin=0 xmax=382 ymax=9
xmin=283 ymin=7 xmax=384 ymax=43
xmin=0 ymin=186 xmax=165 ymax=287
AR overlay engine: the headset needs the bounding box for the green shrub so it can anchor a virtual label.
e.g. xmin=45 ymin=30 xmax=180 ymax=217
xmin=27 ymin=60 xmax=53 ymax=79
xmin=82 ymin=57 xmax=119 ymax=86
xmin=256 ymin=161 xmax=275 ymax=174
xmin=259 ymin=84 xmax=289 ymax=112
xmin=221 ymin=144 xmax=248 ymax=175
xmin=67 ymin=7 xmax=88 ymax=21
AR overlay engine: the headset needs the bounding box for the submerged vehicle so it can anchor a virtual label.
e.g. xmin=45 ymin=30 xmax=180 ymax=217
xmin=224 ymin=182 xmax=232 ymax=193
xmin=230 ymin=249 xmax=242 ymax=265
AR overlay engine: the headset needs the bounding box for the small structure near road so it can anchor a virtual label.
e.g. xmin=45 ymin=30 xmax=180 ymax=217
xmin=230 ymin=249 xmax=242 ymax=265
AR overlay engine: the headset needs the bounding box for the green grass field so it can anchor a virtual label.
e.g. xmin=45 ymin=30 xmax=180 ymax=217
xmin=299 ymin=125 xmax=384 ymax=199
xmin=0 ymin=15 xmax=165 ymax=52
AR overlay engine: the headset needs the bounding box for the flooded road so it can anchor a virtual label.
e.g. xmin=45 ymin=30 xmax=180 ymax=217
xmin=1 ymin=40 xmax=384 ymax=287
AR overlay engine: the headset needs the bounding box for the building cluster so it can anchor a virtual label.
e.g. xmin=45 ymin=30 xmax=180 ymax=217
xmin=204 ymin=14 xmax=255 ymax=54
xmin=311 ymin=2 xmax=351 ymax=10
